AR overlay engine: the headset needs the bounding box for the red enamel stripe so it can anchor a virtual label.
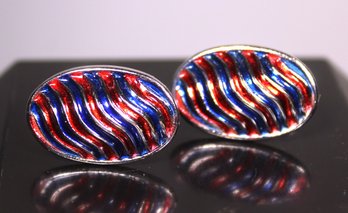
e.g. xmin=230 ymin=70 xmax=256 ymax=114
xmin=29 ymin=114 xmax=61 ymax=153
xmin=211 ymin=174 xmax=230 ymax=187
xmin=163 ymin=195 xmax=174 ymax=213
xmin=179 ymin=69 xmax=235 ymax=134
xmin=34 ymin=93 xmax=94 ymax=159
xmin=277 ymin=175 xmax=286 ymax=190
xmin=267 ymin=53 xmax=314 ymax=113
xmin=97 ymin=71 xmax=158 ymax=151
xmin=194 ymin=57 xmax=259 ymax=135
xmin=142 ymin=192 xmax=152 ymax=213
xmin=216 ymin=51 xmax=278 ymax=132
xmin=48 ymin=79 xmax=118 ymax=160
xmin=242 ymin=51 xmax=297 ymax=127
xmin=70 ymin=72 xmax=137 ymax=157
xmin=175 ymin=92 xmax=208 ymax=129
xmin=123 ymin=74 xmax=175 ymax=135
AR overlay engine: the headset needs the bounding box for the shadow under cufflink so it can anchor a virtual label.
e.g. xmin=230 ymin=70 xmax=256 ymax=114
xmin=31 ymin=166 xmax=176 ymax=213
xmin=172 ymin=140 xmax=309 ymax=205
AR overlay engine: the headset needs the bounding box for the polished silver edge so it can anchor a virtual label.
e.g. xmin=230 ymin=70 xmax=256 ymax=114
xmin=27 ymin=65 xmax=179 ymax=165
xmin=172 ymin=44 xmax=319 ymax=140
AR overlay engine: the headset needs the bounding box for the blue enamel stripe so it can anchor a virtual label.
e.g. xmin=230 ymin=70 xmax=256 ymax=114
xmin=228 ymin=51 xmax=287 ymax=129
xmin=205 ymin=53 xmax=269 ymax=134
xmin=30 ymin=103 xmax=80 ymax=158
xmin=40 ymin=86 xmax=105 ymax=160
xmin=281 ymin=59 xmax=315 ymax=94
xmin=177 ymin=80 xmax=219 ymax=132
xmin=139 ymin=79 xmax=176 ymax=117
xmin=187 ymin=62 xmax=247 ymax=134
xmin=83 ymin=72 xmax=148 ymax=155
xmin=59 ymin=75 xmax=129 ymax=159
xmin=255 ymin=51 xmax=304 ymax=118
xmin=113 ymin=73 xmax=167 ymax=145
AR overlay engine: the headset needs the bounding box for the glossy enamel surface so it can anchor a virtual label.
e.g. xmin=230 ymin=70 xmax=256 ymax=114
xmin=28 ymin=66 xmax=179 ymax=164
xmin=173 ymin=45 xmax=318 ymax=139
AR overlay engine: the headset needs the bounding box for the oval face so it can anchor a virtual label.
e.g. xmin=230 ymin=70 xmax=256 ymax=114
xmin=28 ymin=66 xmax=178 ymax=164
xmin=173 ymin=45 xmax=318 ymax=139
xmin=173 ymin=141 xmax=309 ymax=204
xmin=32 ymin=167 xmax=176 ymax=212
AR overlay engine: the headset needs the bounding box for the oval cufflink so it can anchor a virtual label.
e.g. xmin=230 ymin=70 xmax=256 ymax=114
xmin=173 ymin=45 xmax=318 ymax=140
xmin=27 ymin=65 xmax=179 ymax=164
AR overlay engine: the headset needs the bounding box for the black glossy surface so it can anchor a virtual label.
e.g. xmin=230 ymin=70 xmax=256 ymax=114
xmin=0 ymin=59 xmax=348 ymax=212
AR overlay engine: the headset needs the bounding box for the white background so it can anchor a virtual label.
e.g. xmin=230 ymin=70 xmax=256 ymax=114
xmin=1 ymin=0 xmax=347 ymax=77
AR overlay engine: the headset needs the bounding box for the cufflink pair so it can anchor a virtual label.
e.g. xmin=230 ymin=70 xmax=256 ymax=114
xmin=27 ymin=45 xmax=318 ymax=164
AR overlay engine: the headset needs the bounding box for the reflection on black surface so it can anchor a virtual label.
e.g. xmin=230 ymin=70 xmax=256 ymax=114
xmin=32 ymin=167 xmax=176 ymax=213
xmin=173 ymin=140 xmax=309 ymax=204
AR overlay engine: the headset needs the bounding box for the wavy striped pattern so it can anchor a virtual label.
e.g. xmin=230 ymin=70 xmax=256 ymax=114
xmin=174 ymin=141 xmax=309 ymax=204
xmin=32 ymin=167 xmax=176 ymax=213
xmin=174 ymin=46 xmax=317 ymax=139
xmin=28 ymin=66 xmax=178 ymax=164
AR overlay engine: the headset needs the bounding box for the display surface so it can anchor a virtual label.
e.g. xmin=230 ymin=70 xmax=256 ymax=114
xmin=27 ymin=66 xmax=178 ymax=164
xmin=0 ymin=59 xmax=347 ymax=213
xmin=174 ymin=45 xmax=317 ymax=139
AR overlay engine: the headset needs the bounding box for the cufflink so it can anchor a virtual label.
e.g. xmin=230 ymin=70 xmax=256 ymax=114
xmin=173 ymin=45 xmax=318 ymax=139
xmin=27 ymin=65 xmax=179 ymax=164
